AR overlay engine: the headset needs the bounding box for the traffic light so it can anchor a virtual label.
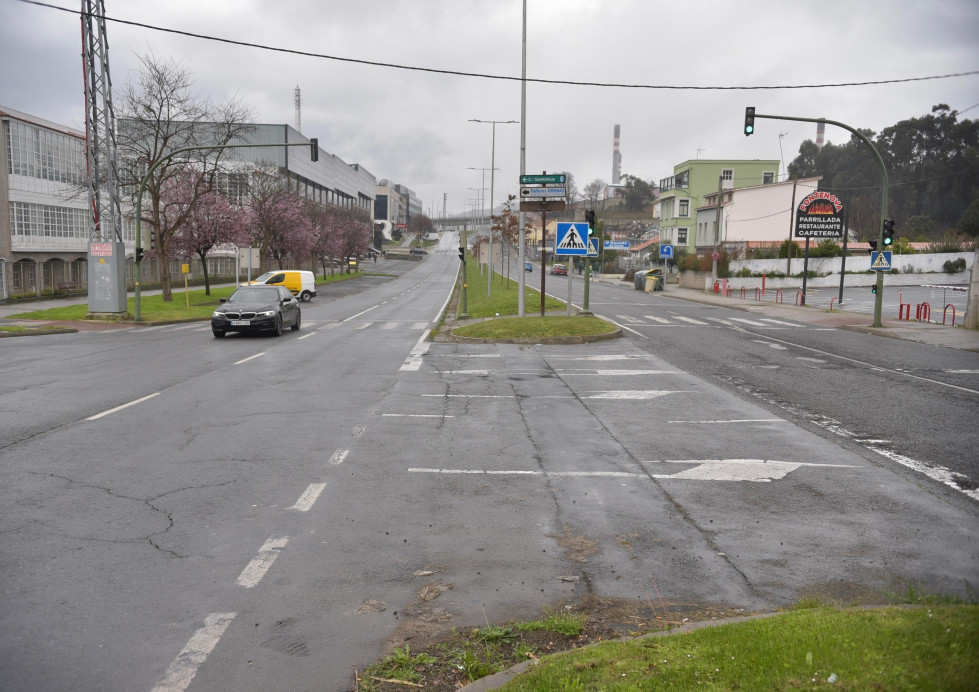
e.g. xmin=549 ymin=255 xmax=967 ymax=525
xmin=867 ymin=239 xmax=878 ymax=255
xmin=882 ymin=218 xmax=895 ymax=246
xmin=458 ymin=245 xmax=465 ymax=262
xmin=585 ymin=209 xmax=596 ymax=234
xmin=149 ymin=230 xmax=157 ymax=250
xmin=135 ymin=247 xmax=144 ymax=263
xmin=872 ymin=284 xmax=877 ymax=294
xmin=744 ymin=107 xmax=755 ymax=136
xmin=310 ymin=138 xmax=318 ymax=162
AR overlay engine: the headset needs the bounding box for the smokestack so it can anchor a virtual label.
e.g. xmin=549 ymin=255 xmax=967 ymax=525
xmin=816 ymin=121 xmax=825 ymax=149
xmin=612 ymin=124 xmax=621 ymax=185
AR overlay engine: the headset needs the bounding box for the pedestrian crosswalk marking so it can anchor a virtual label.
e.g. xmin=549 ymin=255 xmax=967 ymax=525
xmin=674 ymin=316 xmax=708 ymax=325
xmin=643 ymin=315 xmax=672 ymax=324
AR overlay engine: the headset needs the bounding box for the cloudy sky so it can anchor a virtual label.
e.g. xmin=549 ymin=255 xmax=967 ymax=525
xmin=2 ymin=0 xmax=977 ymax=217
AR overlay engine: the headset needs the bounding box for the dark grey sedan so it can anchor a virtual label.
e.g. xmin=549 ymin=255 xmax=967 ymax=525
xmin=211 ymin=285 xmax=301 ymax=338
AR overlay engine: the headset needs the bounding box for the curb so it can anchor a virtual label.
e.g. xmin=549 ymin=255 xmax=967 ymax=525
xmin=0 ymin=327 xmax=78 ymax=338
xmin=445 ymin=328 xmax=623 ymax=345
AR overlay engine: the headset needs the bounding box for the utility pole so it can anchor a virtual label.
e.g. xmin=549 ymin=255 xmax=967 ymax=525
xmin=711 ymin=175 xmax=723 ymax=281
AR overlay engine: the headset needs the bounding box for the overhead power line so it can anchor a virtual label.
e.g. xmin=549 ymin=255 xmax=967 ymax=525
xmin=22 ymin=0 xmax=979 ymax=92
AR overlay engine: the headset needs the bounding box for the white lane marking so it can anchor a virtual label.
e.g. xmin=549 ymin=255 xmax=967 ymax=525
xmin=759 ymin=318 xmax=802 ymax=327
xmin=945 ymin=369 xmax=979 ymax=374
xmin=289 ymin=483 xmax=326 ymax=512
xmin=234 ymin=352 xmax=265 ymax=365
xmin=865 ymin=446 xmax=979 ymax=501
xmin=343 ymin=305 xmax=379 ymax=322
xmin=674 ymin=316 xmax=709 ymax=325
xmin=320 ymin=322 xmax=342 ymax=330
xmin=746 ymin=332 xmax=979 ymax=395
xmin=442 ymin=369 xmax=492 ymax=375
xmin=400 ymin=330 xmax=432 ymax=371
xmin=138 ymin=325 xmax=169 ymax=332
xmin=558 ymin=369 xmax=680 ymax=376
xmin=451 ymin=354 xmax=501 ymax=358
xmin=382 ymin=413 xmax=455 ymax=418
xmin=730 ymin=318 xmax=768 ymax=327
xmin=421 ymin=394 xmax=573 ymax=399
xmin=643 ymin=315 xmax=672 ymax=324
xmin=329 ymin=449 xmax=349 ymax=465
xmin=298 ymin=333 xmax=316 ymax=340
xmin=167 ymin=324 xmax=198 ymax=332
xmin=796 ymin=357 xmax=826 ymax=363
xmin=354 ymin=322 xmax=373 ymax=330
xmin=380 ymin=322 xmax=398 ymax=330
xmin=667 ymin=419 xmax=785 ymax=424
xmin=236 ymin=536 xmax=288 ymax=588
xmin=705 ymin=318 xmax=735 ymax=327
xmin=86 ymin=392 xmax=160 ymax=421
xmin=594 ymin=313 xmax=647 ymax=338
xmin=151 ymin=612 xmax=236 ymax=692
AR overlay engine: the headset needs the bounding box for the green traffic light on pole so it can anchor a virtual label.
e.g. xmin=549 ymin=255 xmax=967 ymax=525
xmin=744 ymin=107 xmax=755 ymax=136
xmin=585 ymin=209 xmax=595 ymax=235
xmin=883 ymin=218 xmax=895 ymax=246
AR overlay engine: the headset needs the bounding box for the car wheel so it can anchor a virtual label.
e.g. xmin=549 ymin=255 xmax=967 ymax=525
xmin=300 ymin=290 xmax=312 ymax=302
xmin=212 ymin=330 xmax=225 ymax=338
xmin=273 ymin=315 xmax=283 ymax=337
xmin=291 ymin=311 xmax=301 ymax=331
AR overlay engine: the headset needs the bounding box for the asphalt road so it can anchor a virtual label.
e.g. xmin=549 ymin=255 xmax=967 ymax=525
xmin=1 ymin=241 xmax=977 ymax=691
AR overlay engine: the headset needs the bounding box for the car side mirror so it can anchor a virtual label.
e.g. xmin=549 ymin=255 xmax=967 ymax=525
xmin=219 ymin=298 xmax=227 ymax=303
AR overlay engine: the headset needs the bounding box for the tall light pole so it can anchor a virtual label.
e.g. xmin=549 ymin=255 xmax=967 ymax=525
xmin=471 ymin=119 xmax=517 ymax=298
xmin=468 ymin=167 xmax=497 ymax=296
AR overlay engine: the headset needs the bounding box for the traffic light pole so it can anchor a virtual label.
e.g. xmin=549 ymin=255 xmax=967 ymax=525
xmin=133 ymin=141 xmax=316 ymax=321
xmin=749 ymin=112 xmax=888 ymax=327
xmin=458 ymin=227 xmax=469 ymax=318
xmin=580 ymin=209 xmax=596 ymax=315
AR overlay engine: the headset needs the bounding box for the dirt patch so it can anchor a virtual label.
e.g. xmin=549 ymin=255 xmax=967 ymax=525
xmin=356 ymin=594 xmax=752 ymax=691
xmin=547 ymin=524 xmax=600 ymax=564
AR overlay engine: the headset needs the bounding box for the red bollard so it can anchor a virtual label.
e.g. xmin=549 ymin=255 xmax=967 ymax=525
xmin=943 ymin=304 xmax=956 ymax=326
xmin=829 ymin=297 xmax=837 ymax=312
xmin=775 ymin=289 xmax=783 ymax=304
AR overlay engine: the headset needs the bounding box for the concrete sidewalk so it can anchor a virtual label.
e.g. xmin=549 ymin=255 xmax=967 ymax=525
xmin=593 ymin=276 xmax=979 ymax=353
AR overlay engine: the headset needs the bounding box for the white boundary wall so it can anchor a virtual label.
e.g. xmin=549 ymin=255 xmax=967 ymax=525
xmin=731 ymin=252 xmax=973 ymax=279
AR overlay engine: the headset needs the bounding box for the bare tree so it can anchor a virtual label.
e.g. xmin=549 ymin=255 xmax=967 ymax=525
xmin=561 ymin=172 xmax=580 ymax=203
xmin=116 ymin=52 xmax=253 ymax=301
xmin=584 ymin=178 xmax=606 ymax=207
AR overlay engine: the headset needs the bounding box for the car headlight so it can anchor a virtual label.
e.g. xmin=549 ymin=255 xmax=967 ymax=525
xmin=211 ymin=311 xmax=224 ymax=319
xmin=257 ymin=310 xmax=276 ymax=318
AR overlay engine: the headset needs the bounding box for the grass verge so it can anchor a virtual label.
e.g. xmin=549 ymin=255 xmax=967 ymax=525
xmin=499 ymin=605 xmax=979 ymax=691
xmin=454 ymin=315 xmax=616 ymax=340
xmin=8 ymin=272 xmax=370 ymax=322
xmin=459 ymin=260 xmax=564 ymax=318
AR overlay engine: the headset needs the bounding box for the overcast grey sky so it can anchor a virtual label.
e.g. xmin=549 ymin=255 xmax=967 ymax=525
xmin=2 ymin=0 xmax=978 ymax=217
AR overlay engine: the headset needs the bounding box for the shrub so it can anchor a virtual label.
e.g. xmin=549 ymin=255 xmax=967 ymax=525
xmin=943 ymin=258 xmax=967 ymax=273
xmin=735 ymin=267 xmax=752 ymax=277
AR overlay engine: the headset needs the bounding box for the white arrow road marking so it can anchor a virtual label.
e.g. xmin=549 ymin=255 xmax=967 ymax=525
xmin=151 ymin=612 xmax=236 ymax=692
xmin=409 ymin=459 xmax=859 ymax=483
xmin=583 ymin=390 xmax=687 ymax=399
xmin=558 ymin=370 xmax=680 ymax=376
xmin=236 ymin=536 xmax=288 ymax=588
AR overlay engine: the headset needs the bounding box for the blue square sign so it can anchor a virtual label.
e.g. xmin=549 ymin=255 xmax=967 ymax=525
xmin=554 ymin=222 xmax=589 ymax=256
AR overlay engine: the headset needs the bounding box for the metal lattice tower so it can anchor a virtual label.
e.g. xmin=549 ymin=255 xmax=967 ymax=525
xmin=81 ymin=0 xmax=123 ymax=243
xmin=294 ymin=85 xmax=301 ymax=133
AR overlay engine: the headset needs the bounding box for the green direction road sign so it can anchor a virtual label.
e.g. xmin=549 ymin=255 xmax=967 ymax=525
xmin=520 ymin=174 xmax=566 ymax=184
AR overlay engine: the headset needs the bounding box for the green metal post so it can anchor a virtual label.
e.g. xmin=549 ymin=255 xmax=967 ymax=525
xmin=753 ymin=113 xmax=888 ymax=326
xmin=459 ymin=227 xmax=469 ymax=318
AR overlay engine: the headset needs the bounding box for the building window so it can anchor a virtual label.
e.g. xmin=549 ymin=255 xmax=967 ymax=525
xmin=721 ymin=169 xmax=733 ymax=182
xmin=5 ymin=120 xmax=85 ymax=185
xmin=9 ymin=201 xmax=88 ymax=238
xmin=678 ymin=199 xmax=689 ymax=217
xmin=675 ymin=170 xmax=690 ymax=188
xmin=763 ymin=171 xmax=775 ymax=185
xmin=677 ymin=228 xmax=688 ymax=246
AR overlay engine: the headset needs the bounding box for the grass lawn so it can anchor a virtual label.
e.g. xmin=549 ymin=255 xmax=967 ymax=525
xmin=500 ymin=605 xmax=979 ymax=691
xmin=8 ymin=272 xmax=373 ymax=323
xmin=459 ymin=259 xmax=564 ymax=319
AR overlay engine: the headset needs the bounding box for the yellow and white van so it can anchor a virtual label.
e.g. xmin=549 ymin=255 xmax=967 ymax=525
xmin=244 ymin=270 xmax=316 ymax=302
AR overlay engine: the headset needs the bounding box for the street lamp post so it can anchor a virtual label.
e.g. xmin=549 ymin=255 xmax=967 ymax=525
xmin=470 ymin=120 xmax=517 ymax=298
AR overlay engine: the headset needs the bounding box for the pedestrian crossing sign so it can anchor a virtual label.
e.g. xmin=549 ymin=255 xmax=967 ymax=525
xmin=555 ymin=222 xmax=589 ymax=255
xmin=870 ymin=250 xmax=893 ymax=271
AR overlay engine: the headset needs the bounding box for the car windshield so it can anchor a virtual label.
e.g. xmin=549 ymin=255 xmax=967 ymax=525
xmin=227 ymin=287 xmax=278 ymax=303
xmin=252 ymin=272 xmax=275 ymax=282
